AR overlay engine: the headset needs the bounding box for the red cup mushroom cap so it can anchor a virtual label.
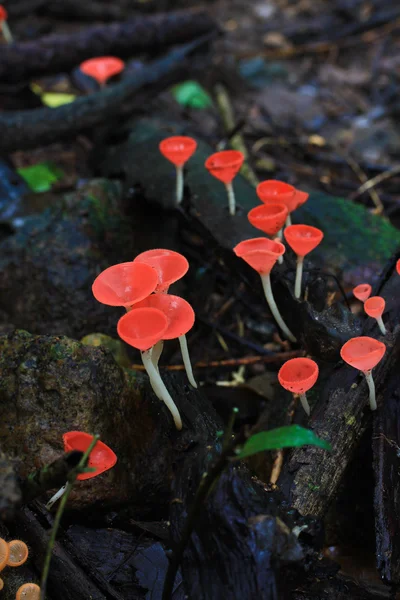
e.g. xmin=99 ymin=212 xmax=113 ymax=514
xmin=134 ymin=294 xmax=194 ymax=339
xmin=284 ymin=224 xmax=324 ymax=257
xmin=80 ymin=57 xmax=125 ymax=86
xmin=63 ymin=431 xmax=117 ymax=481
xmin=0 ymin=5 xmax=7 ymax=21
xmin=256 ymin=180 xmax=297 ymax=213
xmin=233 ymin=237 xmax=285 ymax=275
xmin=92 ymin=262 xmax=158 ymax=307
xmin=340 ymin=336 xmax=386 ymax=372
xmin=353 ymin=283 xmax=372 ymax=302
xmin=247 ymin=203 xmax=288 ymax=237
xmin=118 ymin=306 xmax=168 ymax=351
xmin=205 ymin=150 xmax=244 ymax=184
xmin=0 ymin=538 xmax=9 ymax=572
xmin=293 ymin=189 xmax=309 ymax=209
xmin=133 ymin=249 xmax=189 ymax=293
xmin=278 ymin=358 xmax=319 ymax=394
xmin=396 ymin=259 xmax=400 ymax=275
xmin=159 ymin=136 xmax=197 ymax=168
xmin=364 ymin=296 xmax=385 ymax=319
xmin=16 ymin=583 xmax=41 ymax=600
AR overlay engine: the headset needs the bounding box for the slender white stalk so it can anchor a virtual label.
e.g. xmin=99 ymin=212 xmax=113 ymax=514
xmin=294 ymin=256 xmax=304 ymax=299
xmin=46 ymin=483 xmax=68 ymax=510
xmin=285 ymin=214 xmax=292 ymax=227
xmin=225 ymin=181 xmax=236 ymax=216
xmin=260 ymin=274 xmax=297 ymax=343
xmin=276 ymin=228 xmax=283 ymax=240
xmin=176 ymin=165 xmax=184 ymax=205
xmin=299 ymin=393 xmax=310 ymax=416
xmin=364 ymin=370 xmax=377 ymax=411
xmin=278 ymin=255 xmax=283 ymax=265
xmin=376 ymin=316 xmax=387 ymax=335
xmin=178 ymin=335 xmax=197 ymax=388
xmin=1 ymin=22 xmax=13 ymax=44
xmin=151 ymin=340 xmax=164 ymax=373
xmin=141 ymin=350 xmax=182 ymax=430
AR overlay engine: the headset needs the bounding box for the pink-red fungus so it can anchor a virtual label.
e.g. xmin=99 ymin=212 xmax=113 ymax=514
xmin=80 ymin=56 xmax=124 ymax=87
xmin=247 ymin=203 xmax=288 ymax=238
xmin=293 ymin=188 xmax=309 ymax=209
xmin=284 ymin=224 xmax=324 ymax=299
xmin=364 ymin=296 xmax=386 ymax=335
xmin=233 ymin=238 xmax=296 ymax=342
xmin=353 ymin=283 xmax=372 ymax=303
xmin=159 ymin=136 xmax=197 ymax=205
xmin=340 ymin=336 xmax=386 ymax=410
xmin=133 ymin=249 xmax=188 ymax=293
xmin=278 ymin=357 xmax=319 ymax=415
xmin=396 ymin=259 xmax=400 ymax=275
xmin=205 ymin=150 xmax=244 ymax=215
xmin=256 ymin=180 xmax=297 ymax=227
xmin=92 ymin=262 xmax=158 ymax=308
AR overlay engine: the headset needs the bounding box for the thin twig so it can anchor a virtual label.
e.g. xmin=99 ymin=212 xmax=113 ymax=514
xmin=351 ymin=164 xmax=400 ymax=202
xmin=337 ymin=151 xmax=384 ymax=214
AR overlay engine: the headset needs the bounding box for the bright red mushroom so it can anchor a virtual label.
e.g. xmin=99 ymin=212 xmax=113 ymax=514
xmin=353 ymin=283 xmax=372 ymax=303
xmin=396 ymin=259 xmax=400 ymax=275
xmin=205 ymin=150 xmax=244 ymax=216
xmin=0 ymin=5 xmax=12 ymax=44
xmin=293 ymin=188 xmax=309 ymax=209
xmin=159 ymin=136 xmax=197 ymax=206
xmin=233 ymin=238 xmax=296 ymax=343
xmin=340 ymin=336 xmax=386 ymax=410
xmin=248 ymin=203 xmax=288 ymax=238
xmin=46 ymin=432 xmax=118 ymax=509
xmin=284 ymin=224 xmax=324 ymax=299
xmin=133 ymin=248 xmax=189 ymax=293
xmin=256 ymin=181 xmax=297 ymax=229
xmin=118 ymin=307 xmax=182 ymax=429
xmin=80 ymin=56 xmax=125 ymax=88
xmin=92 ymin=262 xmax=158 ymax=308
xmin=278 ymin=357 xmax=319 ymax=415
xmin=364 ymin=296 xmax=386 ymax=335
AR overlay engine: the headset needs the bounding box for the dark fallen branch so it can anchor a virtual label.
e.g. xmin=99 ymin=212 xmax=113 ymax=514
xmin=0 ymin=9 xmax=217 ymax=82
xmin=43 ymin=0 xmax=126 ymax=21
xmin=0 ymin=34 xmax=214 ymax=152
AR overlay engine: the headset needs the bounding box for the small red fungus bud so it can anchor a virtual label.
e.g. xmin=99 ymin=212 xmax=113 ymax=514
xmin=16 ymin=583 xmax=41 ymax=600
xmin=284 ymin=224 xmax=324 ymax=299
xmin=247 ymin=203 xmax=288 ymax=238
xmin=364 ymin=296 xmax=386 ymax=335
xmin=118 ymin=307 xmax=168 ymax=351
xmin=0 ymin=538 xmax=9 ymax=572
xmin=80 ymin=57 xmax=124 ymax=87
xmin=92 ymin=262 xmax=158 ymax=308
xmin=205 ymin=150 xmax=244 ymax=216
xmin=133 ymin=249 xmax=189 ymax=293
xmin=233 ymin=238 xmax=296 ymax=343
xmin=7 ymin=541 xmax=28 ymax=567
xmin=256 ymin=180 xmax=297 ymax=225
xmin=159 ymin=137 xmax=197 ymax=206
xmin=397 ymin=259 xmax=400 ymax=275
xmin=340 ymin=336 xmax=386 ymax=410
xmin=278 ymin=357 xmax=319 ymax=415
xmin=63 ymin=432 xmax=117 ymax=481
xmin=353 ymin=283 xmax=372 ymax=302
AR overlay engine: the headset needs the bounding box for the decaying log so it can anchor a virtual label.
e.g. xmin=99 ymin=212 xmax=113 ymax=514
xmin=0 ymin=35 xmax=214 ymax=153
xmin=0 ymin=10 xmax=217 ymax=82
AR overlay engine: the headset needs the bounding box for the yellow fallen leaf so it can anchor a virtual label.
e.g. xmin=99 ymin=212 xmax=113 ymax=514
xmin=41 ymin=92 xmax=76 ymax=107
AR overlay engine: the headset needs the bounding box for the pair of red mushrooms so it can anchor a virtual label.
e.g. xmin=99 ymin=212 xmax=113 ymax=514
xmin=0 ymin=537 xmax=40 ymax=598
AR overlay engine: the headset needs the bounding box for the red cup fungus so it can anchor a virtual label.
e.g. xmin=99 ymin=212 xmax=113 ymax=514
xmin=133 ymin=248 xmax=189 ymax=293
xmin=353 ymin=283 xmax=372 ymax=303
xmin=247 ymin=203 xmax=288 ymax=238
xmin=396 ymin=259 xmax=400 ymax=275
xmin=293 ymin=189 xmax=309 ymax=209
xmin=340 ymin=336 xmax=386 ymax=410
xmin=16 ymin=583 xmax=41 ymax=600
xmin=284 ymin=224 xmax=324 ymax=299
xmin=0 ymin=6 xmax=12 ymax=44
xmin=256 ymin=180 xmax=297 ymax=227
xmin=205 ymin=150 xmax=244 ymax=216
xmin=364 ymin=296 xmax=386 ymax=335
xmin=233 ymin=238 xmax=296 ymax=343
xmin=79 ymin=56 xmax=124 ymax=87
xmin=278 ymin=357 xmax=319 ymax=415
xmin=159 ymin=136 xmax=197 ymax=206
xmin=92 ymin=262 xmax=158 ymax=308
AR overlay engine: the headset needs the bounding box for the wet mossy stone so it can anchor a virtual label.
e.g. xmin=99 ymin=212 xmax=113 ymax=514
xmin=0 ymin=179 xmax=137 ymax=339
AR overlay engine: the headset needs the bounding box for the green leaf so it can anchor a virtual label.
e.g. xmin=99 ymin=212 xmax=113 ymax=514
xmin=17 ymin=162 xmax=64 ymax=193
xmin=171 ymin=80 xmax=213 ymax=109
xmin=41 ymin=92 xmax=76 ymax=108
xmin=236 ymin=425 xmax=331 ymax=459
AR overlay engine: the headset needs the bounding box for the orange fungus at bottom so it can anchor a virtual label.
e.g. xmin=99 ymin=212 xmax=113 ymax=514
xmin=16 ymin=583 xmax=41 ymax=600
xmin=7 ymin=540 xmax=28 ymax=567
xmin=340 ymin=336 xmax=386 ymax=372
xmin=353 ymin=283 xmax=372 ymax=302
xmin=364 ymin=296 xmax=385 ymax=319
xmin=247 ymin=203 xmax=288 ymax=237
xmin=63 ymin=431 xmax=117 ymax=481
xmin=205 ymin=150 xmax=244 ymax=184
xmin=284 ymin=224 xmax=324 ymax=257
xmin=118 ymin=306 xmax=168 ymax=351
xmin=79 ymin=56 xmax=124 ymax=85
xmin=278 ymin=358 xmax=319 ymax=394
xmin=159 ymin=136 xmax=197 ymax=167
xmin=233 ymin=237 xmax=285 ymax=275
xmin=0 ymin=538 xmax=8 ymax=571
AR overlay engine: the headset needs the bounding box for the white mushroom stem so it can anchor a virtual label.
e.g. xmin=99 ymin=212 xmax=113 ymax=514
xmin=376 ymin=316 xmax=387 ymax=335
xmin=176 ymin=165 xmax=184 ymax=205
xmin=285 ymin=214 xmax=292 ymax=227
xmin=276 ymin=229 xmax=283 ymax=240
xmin=225 ymin=181 xmax=236 ymax=216
xmin=141 ymin=349 xmax=182 ymax=430
xmin=363 ymin=369 xmax=377 ymax=411
xmin=178 ymin=334 xmax=197 ymax=388
xmin=299 ymin=393 xmax=310 ymax=416
xmin=151 ymin=340 xmax=164 ymax=373
xmin=1 ymin=21 xmax=13 ymax=44
xmin=294 ymin=256 xmax=304 ymax=299
xmin=260 ymin=274 xmax=297 ymax=343
xmin=46 ymin=483 xmax=68 ymax=510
